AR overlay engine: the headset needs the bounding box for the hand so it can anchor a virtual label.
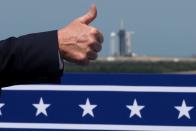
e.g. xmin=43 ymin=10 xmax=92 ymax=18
xmin=58 ymin=4 xmax=104 ymax=65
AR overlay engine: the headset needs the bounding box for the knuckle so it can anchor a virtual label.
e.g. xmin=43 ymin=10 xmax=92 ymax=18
xmin=88 ymin=51 xmax=98 ymax=60
xmin=97 ymin=45 xmax=102 ymax=52
xmin=93 ymin=54 xmax=98 ymax=60
xmin=90 ymin=27 xmax=98 ymax=35
xmin=77 ymin=52 xmax=87 ymax=61
xmin=88 ymin=38 xmax=97 ymax=45
xmin=86 ymin=47 xmax=92 ymax=53
xmin=94 ymin=53 xmax=98 ymax=59
xmin=91 ymin=44 xmax=102 ymax=52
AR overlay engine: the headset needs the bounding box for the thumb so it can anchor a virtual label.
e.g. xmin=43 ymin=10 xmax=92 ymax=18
xmin=78 ymin=4 xmax=97 ymax=25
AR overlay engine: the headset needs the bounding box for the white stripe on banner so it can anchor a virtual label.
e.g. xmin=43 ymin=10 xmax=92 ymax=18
xmin=0 ymin=123 xmax=196 ymax=131
xmin=3 ymin=85 xmax=196 ymax=93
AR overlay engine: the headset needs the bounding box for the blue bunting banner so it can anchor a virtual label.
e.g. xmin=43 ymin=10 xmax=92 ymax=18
xmin=0 ymin=85 xmax=196 ymax=131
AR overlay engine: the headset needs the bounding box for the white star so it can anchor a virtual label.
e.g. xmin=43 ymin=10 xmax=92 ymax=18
xmin=126 ymin=99 xmax=145 ymax=118
xmin=33 ymin=97 xmax=51 ymax=117
xmin=0 ymin=103 xmax=5 ymax=116
xmin=79 ymin=98 xmax=97 ymax=117
xmin=175 ymin=99 xmax=194 ymax=119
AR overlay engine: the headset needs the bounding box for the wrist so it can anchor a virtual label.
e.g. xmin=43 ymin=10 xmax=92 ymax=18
xmin=57 ymin=30 xmax=64 ymax=70
xmin=57 ymin=29 xmax=63 ymax=50
xmin=58 ymin=29 xmax=63 ymax=42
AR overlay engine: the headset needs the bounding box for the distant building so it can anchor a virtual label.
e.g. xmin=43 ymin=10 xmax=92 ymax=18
xmin=126 ymin=31 xmax=134 ymax=56
xmin=118 ymin=29 xmax=127 ymax=56
xmin=110 ymin=32 xmax=118 ymax=56
xmin=110 ymin=21 xmax=134 ymax=57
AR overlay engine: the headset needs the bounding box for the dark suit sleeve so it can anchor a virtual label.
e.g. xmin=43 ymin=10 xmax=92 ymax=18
xmin=0 ymin=30 xmax=63 ymax=87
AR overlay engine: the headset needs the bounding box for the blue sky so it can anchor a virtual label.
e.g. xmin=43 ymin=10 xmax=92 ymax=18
xmin=0 ymin=0 xmax=196 ymax=57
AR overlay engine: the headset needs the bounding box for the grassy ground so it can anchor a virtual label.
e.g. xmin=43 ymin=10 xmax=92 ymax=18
xmin=64 ymin=61 xmax=196 ymax=73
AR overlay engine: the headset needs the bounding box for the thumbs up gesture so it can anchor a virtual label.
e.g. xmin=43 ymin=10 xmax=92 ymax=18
xmin=58 ymin=5 xmax=104 ymax=65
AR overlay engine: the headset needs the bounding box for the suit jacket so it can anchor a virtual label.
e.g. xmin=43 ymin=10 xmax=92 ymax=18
xmin=0 ymin=31 xmax=63 ymax=88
